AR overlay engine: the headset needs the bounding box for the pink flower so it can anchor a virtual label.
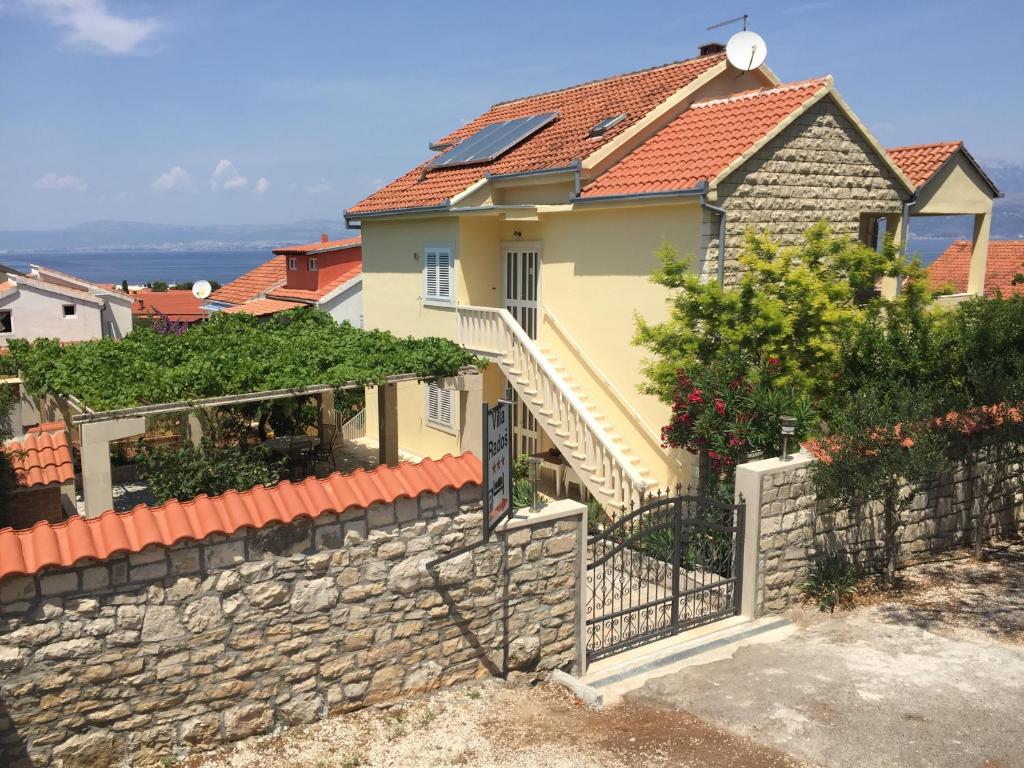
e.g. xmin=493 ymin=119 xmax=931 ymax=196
xmin=687 ymin=388 xmax=704 ymax=404
xmin=767 ymin=356 xmax=780 ymax=368
xmin=714 ymin=398 xmax=726 ymax=416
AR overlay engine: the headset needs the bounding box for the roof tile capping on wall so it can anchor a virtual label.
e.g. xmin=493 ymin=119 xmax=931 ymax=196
xmin=0 ymin=453 xmax=482 ymax=581
xmin=5 ymin=429 xmax=75 ymax=488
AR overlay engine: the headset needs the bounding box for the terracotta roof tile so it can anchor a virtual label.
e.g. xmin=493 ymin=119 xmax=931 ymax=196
xmin=267 ymin=261 xmax=362 ymax=302
xmin=347 ymin=54 xmax=725 ymax=215
xmin=132 ymin=290 xmax=204 ymax=322
xmin=928 ymin=240 xmax=1024 ymax=296
xmin=886 ymin=142 xmax=962 ymax=189
xmin=0 ymin=453 xmax=481 ymax=578
xmin=26 ymin=421 xmax=65 ymax=434
xmin=5 ymin=430 xmax=75 ymax=489
xmin=273 ymin=235 xmax=361 ymax=255
xmin=209 ymin=255 xmax=287 ymax=305
xmin=221 ymin=298 xmax=301 ymax=316
xmin=581 ymin=78 xmax=830 ymax=198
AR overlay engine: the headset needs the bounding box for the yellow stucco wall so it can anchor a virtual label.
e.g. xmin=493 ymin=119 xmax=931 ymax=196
xmin=914 ymin=153 xmax=995 ymax=216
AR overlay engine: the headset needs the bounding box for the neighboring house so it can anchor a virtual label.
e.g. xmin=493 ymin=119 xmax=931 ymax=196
xmin=2 ymin=427 xmax=76 ymax=529
xmin=206 ymin=234 xmax=363 ymax=326
xmin=344 ymin=45 xmax=1002 ymax=510
xmin=0 ymin=264 xmax=134 ymax=346
xmin=132 ymin=289 xmax=205 ymax=326
xmin=929 ymin=240 xmax=1024 ymax=296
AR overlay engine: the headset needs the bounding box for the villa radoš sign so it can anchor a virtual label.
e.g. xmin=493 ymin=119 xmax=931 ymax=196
xmin=483 ymin=401 xmax=512 ymax=540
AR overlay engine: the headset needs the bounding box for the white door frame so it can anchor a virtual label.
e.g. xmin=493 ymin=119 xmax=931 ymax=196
xmin=501 ymin=241 xmax=542 ymax=456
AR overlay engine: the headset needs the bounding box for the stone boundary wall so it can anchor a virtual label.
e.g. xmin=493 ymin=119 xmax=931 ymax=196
xmin=736 ymin=453 xmax=1024 ymax=613
xmin=0 ymin=487 xmax=585 ymax=768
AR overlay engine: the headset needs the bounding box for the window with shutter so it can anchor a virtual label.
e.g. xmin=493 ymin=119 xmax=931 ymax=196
xmin=425 ymin=383 xmax=455 ymax=431
xmin=423 ymin=246 xmax=454 ymax=305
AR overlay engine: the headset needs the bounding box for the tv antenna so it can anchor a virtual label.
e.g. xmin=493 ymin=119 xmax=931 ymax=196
xmin=707 ymin=14 xmax=767 ymax=72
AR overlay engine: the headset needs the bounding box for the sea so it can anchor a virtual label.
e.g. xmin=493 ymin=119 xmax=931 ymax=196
xmin=0 ymin=249 xmax=270 ymax=286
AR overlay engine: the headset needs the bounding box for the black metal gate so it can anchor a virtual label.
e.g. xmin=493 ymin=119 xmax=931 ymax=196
xmin=585 ymin=491 xmax=744 ymax=663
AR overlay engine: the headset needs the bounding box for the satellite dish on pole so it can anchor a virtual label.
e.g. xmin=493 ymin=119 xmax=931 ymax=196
xmin=191 ymin=279 xmax=212 ymax=300
xmin=725 ymin=29 xmax=767 ymax=71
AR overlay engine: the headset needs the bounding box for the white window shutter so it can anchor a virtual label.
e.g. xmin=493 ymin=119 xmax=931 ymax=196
xmin=425 ymin=383 xmax=453 ymax=429
xmin=423 ymin=247 xmax=453 ymax=303
xmin=437 ymin=251 xmax=452 ymax=301
xmin=424 ymin=250 xmax=439 ymax=300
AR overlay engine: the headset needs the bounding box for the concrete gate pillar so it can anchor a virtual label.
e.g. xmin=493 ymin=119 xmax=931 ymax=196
xmin=80 ymin=417 xmax=146 ymax=518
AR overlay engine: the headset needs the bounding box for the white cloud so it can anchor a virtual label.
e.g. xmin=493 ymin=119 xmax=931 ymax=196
xmin=23 ymin=0 xmax=160 ymax=55
xmin=151 ymin=166 xmax=192 ymax=191
xmin=34 ymin=172 xmax=87 ymax=191
xmin=305 ymin=181 xmax=333 ymax=195
xmin=210 ymin=159 xmax=248 ymax=191
xmin=254 ymin=177 xmax=271 ymax=194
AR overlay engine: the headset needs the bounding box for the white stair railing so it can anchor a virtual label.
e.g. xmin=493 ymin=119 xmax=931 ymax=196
xmin=457 ymin=305 xmax=649 ymax=511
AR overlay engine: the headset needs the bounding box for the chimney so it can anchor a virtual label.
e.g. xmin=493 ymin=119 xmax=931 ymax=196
xmin=320 ymin=233 xmax=329 ymax=243
xmin=699 ymin=42 xmax=726 ymax=56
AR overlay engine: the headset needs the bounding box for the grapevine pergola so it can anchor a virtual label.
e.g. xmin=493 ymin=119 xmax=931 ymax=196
xmin=9 ymin=308 xmax=485 ymax=516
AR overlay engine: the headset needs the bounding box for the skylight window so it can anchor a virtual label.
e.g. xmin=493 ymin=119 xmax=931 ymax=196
xmin=429 ymin=112 xmax=558 ymax=169
xmin=589 ymin=113 xmax=627 ymax=138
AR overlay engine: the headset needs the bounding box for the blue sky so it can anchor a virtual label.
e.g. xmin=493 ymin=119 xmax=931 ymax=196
xmin=1 ymin=0 xmax=1021 ymax=230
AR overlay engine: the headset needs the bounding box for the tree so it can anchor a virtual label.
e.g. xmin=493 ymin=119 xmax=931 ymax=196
xmin=149 ymin=281 xmax=169 ymax=292
xmin=121 ymin=279 xmax=129 ymax=293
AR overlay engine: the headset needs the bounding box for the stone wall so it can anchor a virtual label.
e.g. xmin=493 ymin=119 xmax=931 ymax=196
xmin=0 ymin=488 xmax=584 ymax=768
xmin=702 ymin=95 xmax=908 ymax=284
xmin=737 ymin=453 xmax=1024 ymax=613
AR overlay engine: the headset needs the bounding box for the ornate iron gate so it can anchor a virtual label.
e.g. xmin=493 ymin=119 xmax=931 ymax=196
xmin=586 ymin=491 xmax=744 ymax=663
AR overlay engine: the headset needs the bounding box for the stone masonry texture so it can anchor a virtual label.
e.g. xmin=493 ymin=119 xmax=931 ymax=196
xmin=0 ymin=485 xmax=582 ymax=767
xmin=755 ymin=456 xmax=1024 ymax=613
xmin=702 ymin=97 xmax=908 ymax=284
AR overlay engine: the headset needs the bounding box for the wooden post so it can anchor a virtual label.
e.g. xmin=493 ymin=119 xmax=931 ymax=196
xmin=377 ymin=383 xmax=399 ymax=467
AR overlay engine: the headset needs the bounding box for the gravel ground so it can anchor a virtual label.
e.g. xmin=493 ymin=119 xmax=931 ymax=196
xmin=184 ymin=680 xmax=810 ymax=768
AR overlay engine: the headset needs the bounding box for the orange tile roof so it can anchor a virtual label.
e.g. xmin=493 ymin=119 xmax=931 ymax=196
xmin=132 ymin=290 xmax=204 ymax=322
xmin=886 ymin=142 xmax=962 ymax=189
xmin=5 ymin=430 xmax=75 ymax=489
xmin=0 ymin=453 xmax=482 ymax=579
xmin=209 ymin=255 xmax=287 ymax=305
xmin=267 ymin=260 xmax=362 ymax=302
xmin=273 ymin=235 xmax=361 ymax=255
xmin=347 ymin=53 xmax=725 ymax=216
xmin=928 ymin=240 xmax=1024 ymax=296
xmin=26 ymin=421 xmax=65 ymax=434
xmin=581 ymin=78 xmax=830 ymax=198
xmin=221 ymin=297 xmax=301 ymax=316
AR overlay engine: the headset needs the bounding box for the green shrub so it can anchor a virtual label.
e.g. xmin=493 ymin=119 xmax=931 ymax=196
xmin=587 ymin=500 xmax=609 ymax=531
xmin=511 ymin=477 xmax=533 ymax=510
xmin=802 ymin=555 xmax=858 ymax=612
xmin=512 ymin=454 xmax=530 ymax=482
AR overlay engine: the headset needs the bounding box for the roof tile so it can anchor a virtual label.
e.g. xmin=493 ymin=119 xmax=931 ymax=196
xmin=273 ymin=235 xmax=361 ymax=255
xmin=267 ymin=260 xmax=362 ymax=302
xmin=132 ymin=290 xmax=204 ymax=322
xmin=209 ymin=255 xmax=287 ymax=305
xmin=928 ymin=240 xmax=1024 ymax=296
xmin=221 ymin=297 xmax=301 ymax=316
xmin=886 ymin=142 xmax=962 ymax=188
xmin=5 ymin=430 xmax=75 ymax=488
xmin=0 ymin=453 xmax=482 ymax=578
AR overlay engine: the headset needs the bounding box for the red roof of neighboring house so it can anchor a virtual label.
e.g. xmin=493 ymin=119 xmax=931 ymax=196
xmin=5 ymin=430 xmax=75 ymax=489
xmin=273 ymin=235 xmax=361 ymax=255
xmin=582 ymin=78 xmax=830 ymax=198
xmin=26 ymin=421 xmax=65 ymax=434
xmin=347 ymin=53 xmax=726 ymax=216
xmin=0 ymin=453 xmax=482 ymax=579
xmin=221 ymin=298 xmax=301 ymax=317
xmin=267 ymin=260 xmax=362 ymax=302
xmin=928 ymin=240 xmax=1024 ymax=296
xmin=132 ymin=290 xmax=204 ymax=322
xmin=209 ymin=255 xmax=287 ymax=306
xmin=887 ymin=141 xmax=1001 ymax=196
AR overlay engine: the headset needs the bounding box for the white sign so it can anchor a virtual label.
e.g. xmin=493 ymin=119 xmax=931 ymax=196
xmin=483 ymin=402 xmax=512 ymax=539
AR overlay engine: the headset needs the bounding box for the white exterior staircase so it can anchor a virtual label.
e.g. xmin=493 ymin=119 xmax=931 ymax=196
xmin=457 ymin=305 xmax=653 ymax=511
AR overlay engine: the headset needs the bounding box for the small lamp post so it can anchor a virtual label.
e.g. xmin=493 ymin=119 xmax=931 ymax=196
xmin=526 ymin=456 xmax=542 ymax=511
xmin=780 ymin=415 xmax=797 ymax=460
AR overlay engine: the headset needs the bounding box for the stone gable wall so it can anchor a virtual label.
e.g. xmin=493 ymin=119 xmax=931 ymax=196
xmin=0 ymin=488 xmax=584 ymax=768
xmin=748 ymin=454 xmax=1024 ymax=613
xmin=702 ymin=96 xmax=908 ymax=284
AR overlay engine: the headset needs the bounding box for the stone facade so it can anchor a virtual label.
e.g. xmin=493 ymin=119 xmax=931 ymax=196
xmin=743 ymin=453 xmax=1024 ymax=613
xmin=702 ymin=96 xmax=908 ymax=284
xmin=0 ymin=488 xmax=584 ymax=768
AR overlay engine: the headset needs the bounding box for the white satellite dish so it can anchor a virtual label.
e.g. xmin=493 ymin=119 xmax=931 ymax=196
xmin=191 ymin=279 xmax=212 ymax=300
xmin=725 ymin=29 xmax=767 ymax=71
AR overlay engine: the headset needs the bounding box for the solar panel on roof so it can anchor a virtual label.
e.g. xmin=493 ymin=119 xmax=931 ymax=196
xmin=429 ymin=112 xmax=558 ymax=169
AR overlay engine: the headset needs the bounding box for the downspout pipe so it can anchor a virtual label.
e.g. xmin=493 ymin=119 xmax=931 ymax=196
xmin=700 ymin=196 xmax=728 ymax=288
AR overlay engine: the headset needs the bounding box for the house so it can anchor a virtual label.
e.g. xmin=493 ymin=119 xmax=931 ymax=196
xmin=2 ymin=426 xmax=76 ymax=529
xmin=345 ymin=46 xmax=1002 ymax=509
xmin=206 ymin=234 xmax=363 ymax=326
xmin=132 ymin=289 xmax=205 ymax=326
xmin=929 ymin=240 xmax=1024 ymax=296
xmin=0 ymin=264 xmax=134 ymax=346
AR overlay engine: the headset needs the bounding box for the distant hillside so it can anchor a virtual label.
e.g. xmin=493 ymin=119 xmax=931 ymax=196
xmin=0 ymin=219 xmax=355 ymax=252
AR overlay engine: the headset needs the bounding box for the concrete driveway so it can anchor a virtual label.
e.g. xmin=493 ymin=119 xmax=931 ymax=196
xmin=627 ymin=608 xmax=1024 ymax=768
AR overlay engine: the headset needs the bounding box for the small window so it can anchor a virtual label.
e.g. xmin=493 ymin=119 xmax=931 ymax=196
xmin=425 ymin=383 xmax=454 ymax=431
xmin=308 ymin=257 xmax=318 ymax=272
xmin=62 ymin=303 xmax=76 ymax=318
xmin=423 ymin=245 xmax=454 ymax=305
xmin=589 ymin=113 xmax=627 ymax=138
xmin=288 ymin=257 xmax=297 ymax=271
xmin=0 ymin=310 xmax=10 ymax=333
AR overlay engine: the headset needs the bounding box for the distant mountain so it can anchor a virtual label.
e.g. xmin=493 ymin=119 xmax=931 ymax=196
xmin=0 ymin=219 xmax=355 ymax=252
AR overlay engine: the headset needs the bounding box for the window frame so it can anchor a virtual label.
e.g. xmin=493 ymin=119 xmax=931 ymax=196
xmin=422 ymin=244 xmax=456 ymax=307
xmin=424 ymin=382 xmax=455 ymax=433
xmin=0 ymin=310 xmax=10 ymax=334
xmin=308 ymin=257 xmax=318 ymax=272
xmin=62 ymin=303 xmax=76 ymax=318
xmin=288 ymin=257 xmax=297 ymax=271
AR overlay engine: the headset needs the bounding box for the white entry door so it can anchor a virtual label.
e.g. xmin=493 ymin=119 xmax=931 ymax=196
xmin=502 ymin=244 xmax=541 ymax=456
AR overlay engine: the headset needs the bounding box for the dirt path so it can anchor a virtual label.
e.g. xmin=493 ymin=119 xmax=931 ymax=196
xmin=186 ymin=680 xmax=810 ymax=768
